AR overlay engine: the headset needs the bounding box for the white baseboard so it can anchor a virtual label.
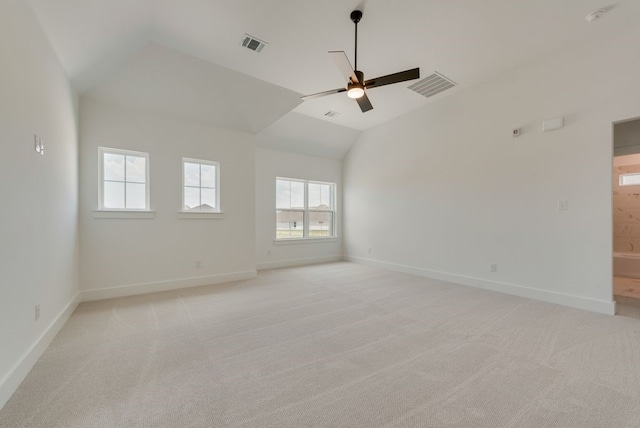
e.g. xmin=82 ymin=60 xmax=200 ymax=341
xmin=0 ymin=292 xmax=80 ymax=410
xmin=346 ymin=256 xmax=615 ymax=315
xmin=80 ymin=270 xmax=257 ymax=301
xmin=256 ymin=255 xmax=343 ymax=271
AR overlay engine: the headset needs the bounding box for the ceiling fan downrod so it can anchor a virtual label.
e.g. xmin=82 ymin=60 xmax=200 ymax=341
xmin=351 ymin=10 xmax=362 ymax=73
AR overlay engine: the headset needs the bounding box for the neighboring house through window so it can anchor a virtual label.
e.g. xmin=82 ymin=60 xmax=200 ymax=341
xmin=276 ymin=177 xmax=336 ymax=239
xmin=183 ymin=158 xmax=220 ymax=211
xmin=99 ymin=147 xmax=149 ymax=210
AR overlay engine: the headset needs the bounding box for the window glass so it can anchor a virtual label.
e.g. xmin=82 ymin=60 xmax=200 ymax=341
xmin=309 ymin=211 xmax=333 ymax=237
xmin=184 ymin=162 xmax=200 ymax=187
xmin=183 ymin=158 xmax=219 ymax=211
xmin=275 ymin=178 xmax=336 ymax=240
xmin=276 ymin=210 xmax=305 ymax=239
xmin=126 ymin=156 xmax=146 ymax=183
xmin=104 ymin=181 xmax=125 ymax=209
xmin=309 ymin=182 xmax=332 ymax=209
xmin=100 ymin=148 xmax=149 ymax=211
xmin=103 ymin=153 xmax=124 ymax=181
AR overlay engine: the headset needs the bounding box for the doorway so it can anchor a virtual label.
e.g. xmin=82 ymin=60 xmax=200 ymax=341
xmin=613 ymin=117 xmax=640 ymax=312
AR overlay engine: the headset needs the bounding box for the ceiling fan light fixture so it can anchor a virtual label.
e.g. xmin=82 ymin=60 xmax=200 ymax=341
xmin=347 ymin=83 xmax=365 ymax=99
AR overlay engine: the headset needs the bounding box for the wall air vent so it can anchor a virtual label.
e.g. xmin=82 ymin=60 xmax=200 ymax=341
xmin=407 ymin=72 xmax=456 ymax=98
xmin=324 ymin=110 xmax=340 ymax=118
xmin=240 ymin=34 xmax=267 ymax=53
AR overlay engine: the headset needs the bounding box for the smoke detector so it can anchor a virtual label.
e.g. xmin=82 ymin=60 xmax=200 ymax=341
xmin=585 ymin=9 xmax=605 ymax=22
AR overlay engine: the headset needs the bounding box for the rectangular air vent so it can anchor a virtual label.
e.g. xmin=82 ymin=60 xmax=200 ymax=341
xmin=240 ymin=34 xmax=267 ymax=53
xmin=324 ymin=110 xmax=340 ymax=118
xmin=407 ymin=72 xmax=456 ymax=98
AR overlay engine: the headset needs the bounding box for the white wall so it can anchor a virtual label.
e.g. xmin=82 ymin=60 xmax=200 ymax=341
xmin=344 ymin=27 xmax=640 ymax=315
xmin=79 ymin=98 xmax=256 ymax=299
xmin=255 ymin=147 xmax=343 ymax=269
xmin=0 ymin=0 xmax=79 ymax=408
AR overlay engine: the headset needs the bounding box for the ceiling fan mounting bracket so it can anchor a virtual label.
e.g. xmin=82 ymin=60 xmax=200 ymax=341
xmin=350 ymin=10 xmax=363 ymax=24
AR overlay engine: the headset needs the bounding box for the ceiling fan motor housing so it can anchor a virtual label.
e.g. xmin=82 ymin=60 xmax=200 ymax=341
xmin=353 ymin=70 xmax=364 ymax=85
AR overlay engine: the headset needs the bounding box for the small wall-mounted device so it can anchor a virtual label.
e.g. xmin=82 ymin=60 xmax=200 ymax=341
xmin=512 ymin=128 xmax=521 ymax=137
xmin=34 ymin=134 xmax=44 ymax=155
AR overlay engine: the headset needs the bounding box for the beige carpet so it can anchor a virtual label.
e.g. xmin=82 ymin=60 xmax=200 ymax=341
xmin=2 ymin=262 xmax=640 ymax=427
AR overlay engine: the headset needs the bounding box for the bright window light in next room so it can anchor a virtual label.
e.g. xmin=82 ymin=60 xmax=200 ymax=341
xmin=619 ymin=173 xmax=640 ymax=186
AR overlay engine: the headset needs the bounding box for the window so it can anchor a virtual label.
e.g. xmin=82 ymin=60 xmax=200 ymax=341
xmin=182 ymin=158 xmax=220 ymax=212
xmin=619 ymin=173 xmax=640 ymax=186
xmin=276 ymin=178 xmax=336 ymax=240
xmin=99 ymin=147 xmax=149 ymax=210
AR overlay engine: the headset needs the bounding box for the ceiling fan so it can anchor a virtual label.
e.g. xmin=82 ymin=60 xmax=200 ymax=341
xmin=302 ymin=10 xmax=420 ymax=113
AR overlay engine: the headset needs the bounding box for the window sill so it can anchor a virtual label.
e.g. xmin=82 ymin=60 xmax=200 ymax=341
xmin=274 ymin=237 xmax=339 ymax=245
xmin=93 ymin=210 xmax=155 ymax=219
xmin=177 ymin=211 xmax=224 ymax=220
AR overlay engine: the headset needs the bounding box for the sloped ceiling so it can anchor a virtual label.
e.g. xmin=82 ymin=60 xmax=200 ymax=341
xmin=254 ymin=112 xmax=361 ymax=160
xmin=27 ymin=0 xmax=640 ymax=157
xmin=85 ymin=43 xmax=302 ymax=135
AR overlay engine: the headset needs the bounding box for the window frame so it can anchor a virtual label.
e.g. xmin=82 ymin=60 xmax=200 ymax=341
xmin=275 ymin=177 xmax=337 ymax=241
xmin=98 ymin=147 xmax=150 ymax=212
xmin=619 ymin=172 xmax=640 ymax=187
xmin=181 ymin=157 xmax=221 ymax=213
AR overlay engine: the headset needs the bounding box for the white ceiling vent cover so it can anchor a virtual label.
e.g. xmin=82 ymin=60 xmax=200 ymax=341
xmin=408 ymin=72 xmax=456 ymax=98
xmin=240 ymin=34 xmax=267 ymax=53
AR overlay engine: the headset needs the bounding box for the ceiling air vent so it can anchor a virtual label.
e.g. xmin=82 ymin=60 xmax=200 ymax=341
xmin=240 ymin=34 xmax=267 ymax=53
xmin=407 ymin=72 xmax=456 ymax=98
xmin=324 ymin=110 xmax=340 ymax=118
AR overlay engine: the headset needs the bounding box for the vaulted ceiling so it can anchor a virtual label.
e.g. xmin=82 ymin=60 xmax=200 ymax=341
xmin=27 ymin=0 xmax=640 ymax=158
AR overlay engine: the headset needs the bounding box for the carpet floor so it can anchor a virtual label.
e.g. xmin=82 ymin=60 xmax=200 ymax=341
xmin=1 ymin=262 xmax=640 ymax=427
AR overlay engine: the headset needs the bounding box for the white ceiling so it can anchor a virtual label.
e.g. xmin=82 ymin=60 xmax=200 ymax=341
xmin=27 ymin=0 xmax=640 ymax=156
xmin=84 ymin=43 xmax=302 ymax=135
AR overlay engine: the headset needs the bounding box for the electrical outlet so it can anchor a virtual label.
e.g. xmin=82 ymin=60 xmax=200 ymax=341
xmin=195 ymin=260 xmax=202 ymax=269
xmin=490 ymin=264 xmax=497 ymax=273
xmin=558 ymin=200 xmax=568 ymax=211
xmin=35 ymin=303 xmax=40 ymax=321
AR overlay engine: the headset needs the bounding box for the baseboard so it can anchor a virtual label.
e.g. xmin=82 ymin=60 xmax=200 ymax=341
xmin=346 ymin=256 xmax=615 ymax=315
xmin=256 ymin=255 xmax=343 ymax=271
xmin=0 ymin=292 xmax=80 ymax=411
xmin=80 ymin=270 xmax=257 ymax=301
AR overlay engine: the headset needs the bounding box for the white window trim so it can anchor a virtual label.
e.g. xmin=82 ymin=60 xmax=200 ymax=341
xmin=177 ymin=212 xmax=224 ymax=220
xmin=275 ymin=177 xmax=337 ymax=241
xmin=273 ymin=237 xmax=339 ymax=245
xmin=98 ymin=147 xmax=151 ymax=212
xmin=93 ymin=210 xmax=155 ymax=219
xmin=180 ymin=157 xmax=221 ymax=214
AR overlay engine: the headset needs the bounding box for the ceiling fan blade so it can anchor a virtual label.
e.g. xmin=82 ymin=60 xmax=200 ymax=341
xmin=329 ymin=51 xmax=360 ymax=84
xmin=364 ymin=68 xmax=420 ymax=89
xmin=301 ymin=87 xmax=347 ymax=100
xmin=356 ymin=92 xmax=373 ymax=113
